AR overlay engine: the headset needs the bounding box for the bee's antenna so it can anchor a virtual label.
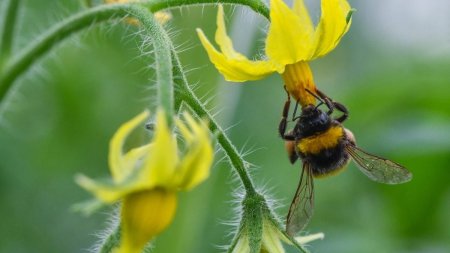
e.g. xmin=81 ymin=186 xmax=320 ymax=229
xmin=305 ymin=88 xmax=324 ymax=104
xmin=315 ymin=101 xmax=324 ymax=110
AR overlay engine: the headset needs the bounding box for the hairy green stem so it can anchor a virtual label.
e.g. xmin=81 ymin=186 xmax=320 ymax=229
xmin=99 ymin=225 xmax=121 ymax=253
xmin=0 ymin=0 xmax=268 ymax=105
xmin=170 ymin=48 xmax=256 ymax=194
xmin=0 ymin=0 xmax=20 ymax=68
xmin=141 ymin=0 xmax=269 ymax=20
xmin=128 ymin=7 xmax=174 ymax=124
xmin=0 ymin=4 xmax=130 ymax=101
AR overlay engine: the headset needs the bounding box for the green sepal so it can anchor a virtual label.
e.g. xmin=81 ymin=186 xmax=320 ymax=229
xmin=346 ymin=8 xmax=356 ymax=23
xmin=242 ymin=193 xmax=265 ymax=253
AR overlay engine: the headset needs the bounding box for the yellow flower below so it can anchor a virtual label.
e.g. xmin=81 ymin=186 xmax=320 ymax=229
xmin=197 ymin=0 xmax=353 ymax=106
xmin=231 ymin=217 xmax=324 ymax=253
xmin=77 ymin=108 xmax=214 ymax=253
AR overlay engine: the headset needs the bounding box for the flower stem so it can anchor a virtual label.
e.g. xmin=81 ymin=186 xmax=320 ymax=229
xmin=170 ymin=47 xmax=257 ymax=194
xmin=0 ymin=4 xmax=130 ymax=102
xmin=0 ymin=0 xmax=20 ymax=68
xmin=99 ymin=225 xmax=121 ymax=253
xmin=141 ymin=0 xmax=270 ymax=20
xmin=127 ymin=7 xmax=174 ymax=125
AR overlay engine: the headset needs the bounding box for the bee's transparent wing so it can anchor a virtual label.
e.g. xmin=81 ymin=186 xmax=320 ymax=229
xmin=346 ymin=144 xmax=412 ymax=184
xmin=286 ymin=162 xmax=314 ymax=236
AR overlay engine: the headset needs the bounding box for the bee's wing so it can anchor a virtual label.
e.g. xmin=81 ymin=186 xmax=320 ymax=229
xmin=346 ymin=144 xmax=412 ymax=184
xmin=286 ymin=162 xmax=314 ymax=236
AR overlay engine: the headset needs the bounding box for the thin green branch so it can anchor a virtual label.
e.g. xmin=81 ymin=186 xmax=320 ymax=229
xmin=0 ymin=0 xmax=20 ymax=67
xmin=99 ymin=225 xmax=121 ymax=253
xmin=128 ymin=7 xmax=174 ymax=124
xmin=0 ymin=4 xmax=131 ymax=102
xmin=170 ymin=45 xmax=256 ymax=193
xmin=141 ymin=0 xmax=270 ymax=20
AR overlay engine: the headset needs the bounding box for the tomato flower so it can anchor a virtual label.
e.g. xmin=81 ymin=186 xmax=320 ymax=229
xmin=76 ymin=109 xmax=214 ymax=253
xmin=197 ymin=0 xmax=353 ymax=106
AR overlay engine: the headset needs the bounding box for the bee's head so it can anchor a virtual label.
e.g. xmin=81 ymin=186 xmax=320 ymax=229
xmin=300 ymin=105 xmax=322 ymax=118
xmin=295 ymin=104 xmax=331 ymax=137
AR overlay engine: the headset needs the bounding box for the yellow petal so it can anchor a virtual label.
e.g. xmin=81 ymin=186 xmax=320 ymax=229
xmin=142 ymin=109 xmax=178 ymax=188
xmin=118 ymin=189 xmax=177 ymax=253
xmin=261 ymin=218 xmax=285 ymax=253
xmin=180 ymin=111 xmax=203 ymax=140
xmin=295 ymin=232 xmax=325 ymax=244
xmin=266 ymin=0 xmax=314 ymax=67
xmin=215 ymin=5 xmax=247 ymax=60
xmin=122 ymin=144 xmax=151 ymax=168
xmin=310 ymin=0 xmax=353 ymax=58
xmin=117 ymin=144 xmax=152 ymax=181
xmin=231 ymin=232 xmax=250 ymax=253
xmin=174 ymin=113 xmax=214 ymax=190
xmin=109 ymin=110 xmax=150 ymax=182
xmin=175 ymin=115 xmax=194 ymax=142
xmin=75 ymin=174 xmax=138 ymax=203
xmin=292 ymin=0 xmax=314 ymax=35
xmin=197 ymin=29 xmax=278 ymax=81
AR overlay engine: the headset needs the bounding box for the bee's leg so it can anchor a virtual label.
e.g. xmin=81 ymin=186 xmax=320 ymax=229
xmin=315 ymin=89 xmax=334 ymax=115
xmin=333 ymin=101 xmax=349 ymax=123
xmin=279 ymin=100 xmax=296 ymax=140
xmin=279 ymin=86 xmax=291 ymax=138
xmin=315 ymin=88 xmax=349 ymax=123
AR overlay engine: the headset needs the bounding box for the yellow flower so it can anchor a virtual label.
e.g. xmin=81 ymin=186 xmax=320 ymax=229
xmin=196 ymin=0 xmax=353 ymax=106
xmin=104 ymin=0 xmax=172 ymax=25
xmin=232 ymin=217 xmax=324 ymax=253
xmin=76 ymin=109 xmax=214 ymax=253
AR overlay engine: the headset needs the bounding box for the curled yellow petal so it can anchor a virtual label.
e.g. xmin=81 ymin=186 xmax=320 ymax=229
xmin=310 ymin=0 xmax=353 ymax=58
xmin=109 ymin=110 xmax=150 ymax=182
xmin=121 ymin=144 xmax=152 ymax=175
xmin=295 ymin=232 xmax=325 ymax=244
xmin=197 ymin=28 xmax=277 ymax=81
xmin=266 ymin=0 xmax=314 ymax=67
xmin=118 ymin=189 xmax=177 ymax=253
xmin=75 ymin=174 xmax=137 ymax=203
xmin=215 ymin=5 xmax=246 ymax=60
xmin=143 ymin=109 xmax=179 ymax=188
xmin=174 ymin=113 xmax=214 ymax=190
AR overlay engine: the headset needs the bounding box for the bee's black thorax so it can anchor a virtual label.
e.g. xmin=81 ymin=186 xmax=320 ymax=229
xmin=293 ymin=106 xmax=350 ymax=177
xmin=294 ymin=106 xmax=332 ymax=139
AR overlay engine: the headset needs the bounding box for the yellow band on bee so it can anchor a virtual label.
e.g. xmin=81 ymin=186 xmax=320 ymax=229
xmin=298 ymin=126 xmax=344 ymax=154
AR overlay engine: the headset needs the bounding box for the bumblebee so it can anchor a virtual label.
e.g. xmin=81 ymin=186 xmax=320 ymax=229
xmin=278 ymin=89 xmax=412 ymax=236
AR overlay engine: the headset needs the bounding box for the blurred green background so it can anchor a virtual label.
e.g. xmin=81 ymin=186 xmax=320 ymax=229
xmin=1 ymin=0 xmax=449 ymax=252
